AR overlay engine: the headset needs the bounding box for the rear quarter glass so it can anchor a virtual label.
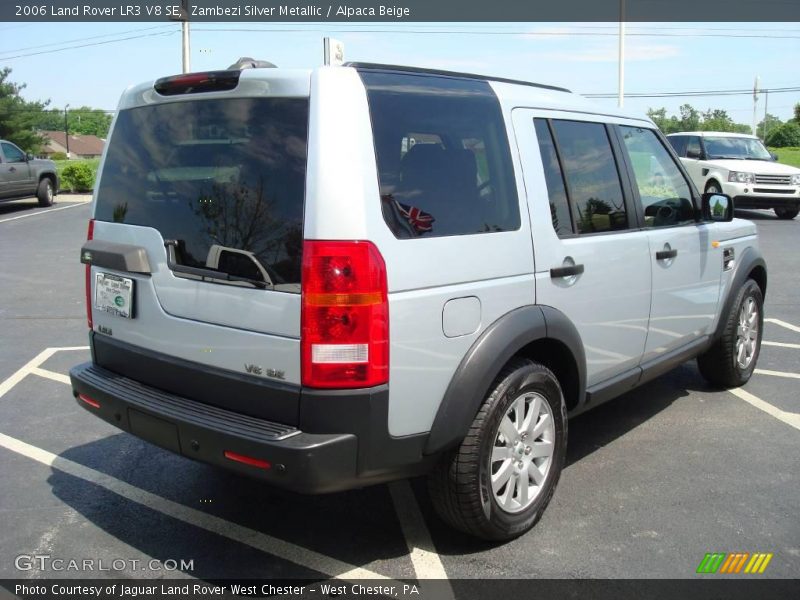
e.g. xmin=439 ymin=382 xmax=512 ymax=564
xmin=95 ymin=97 xmax=309 ymax=289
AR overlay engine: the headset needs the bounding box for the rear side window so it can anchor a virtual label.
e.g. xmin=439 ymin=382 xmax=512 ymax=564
xmin=667 ymin=135 xmax=687 ymax=157
xmin=360 ymin=71 xmax=520 ymax=238
xmin=95 ymin=97 xmax=308 ymax=290
xmin=549 ymin=120 xmax=628 ymax=234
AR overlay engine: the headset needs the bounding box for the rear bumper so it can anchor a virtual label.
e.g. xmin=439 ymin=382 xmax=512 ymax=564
xmin=70 ymin=348 xmax=433 ymax=493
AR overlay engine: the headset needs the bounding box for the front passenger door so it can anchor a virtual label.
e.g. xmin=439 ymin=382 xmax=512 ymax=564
xmin=0 ymin=142 xmax=32 ymax=197
xmin=616 ymin=126 xmax=722 ymax=361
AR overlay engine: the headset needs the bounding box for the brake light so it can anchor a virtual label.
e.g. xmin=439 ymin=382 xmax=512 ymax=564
xmin=154 ymin=70 xmax=241 ymax=96
xmin=85 ymin=219 xmax=94 ymax=329
xmin=301 ymin=241 xmax=389 ymax=389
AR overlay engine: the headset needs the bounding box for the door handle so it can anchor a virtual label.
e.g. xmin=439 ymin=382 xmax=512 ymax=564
xmin=8 ymin=167 xmax=16 ymax=172
xmin=656 ymin=248 xmax=678 ymax=260
xmin=550 ymin=264 xmax=585 ymax=278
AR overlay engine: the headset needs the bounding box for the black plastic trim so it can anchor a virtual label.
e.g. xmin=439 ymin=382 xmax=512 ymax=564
xmin=92 ymin=334 xmax=301 ymax=425
xmin=346 ymin=62 xmax=571 ymax=93
xmin=424 ymin=305 xmax=586 ymax=454
xmin=733 ymin=195 xmax=800 ymax=209
xmin=712 ymin=246 xmax=767 ymax=343
xmin=550 ymin=264 xmax=585 ymax=278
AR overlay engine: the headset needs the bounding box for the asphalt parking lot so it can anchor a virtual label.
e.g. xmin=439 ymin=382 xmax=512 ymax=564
xmin=0 ymin=196 xmax=798 ymax=587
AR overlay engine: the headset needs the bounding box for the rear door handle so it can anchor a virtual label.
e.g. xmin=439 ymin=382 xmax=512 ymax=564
xmin=550 ymin=264 xmax=585 ymax=278
xmin=656 ymin=249 xmax=678 ymax=260
xmin=8 ymin=167 xmax=16 ymax=172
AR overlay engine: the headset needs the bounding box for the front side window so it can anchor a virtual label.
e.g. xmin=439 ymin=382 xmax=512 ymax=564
xmin=620 ymin=126 xmax=695 ymax=228
xmin=1 ymin=142 xmax=25 ymax=163
xmin=360 ymin=71 xmax=520 ymax=238
xmin=549 ymin=120 xmax=628 ymax=234
xmin=666 ymin=135 xmax=687 ymax=157
xmin=686 ymin=136 xmax=703 ymax=158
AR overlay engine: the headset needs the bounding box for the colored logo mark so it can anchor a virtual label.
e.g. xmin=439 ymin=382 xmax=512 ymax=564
xmin=696 ymin=552 xmax=773 ymax=574
xmin=114 ymin=296 xmax=125 ymax=307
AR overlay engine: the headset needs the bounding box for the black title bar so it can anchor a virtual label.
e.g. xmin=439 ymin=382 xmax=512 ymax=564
xmin=2 ymin=0 xmax=800 ymax=22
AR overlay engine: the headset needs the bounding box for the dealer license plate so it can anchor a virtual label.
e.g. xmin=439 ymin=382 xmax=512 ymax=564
xmin=94 ymin=272 xmax=134 ymax=319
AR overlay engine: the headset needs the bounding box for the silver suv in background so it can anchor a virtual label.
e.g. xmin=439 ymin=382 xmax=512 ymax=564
xmin=0 ymin=140 xmax=58 ymax=207
xmin=70 ymin=63 xmax=767 ymax=541
xmin=667 ymin=131 xmax=800 ymax=220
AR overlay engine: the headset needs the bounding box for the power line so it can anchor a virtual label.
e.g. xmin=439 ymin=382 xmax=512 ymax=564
xmin=0 ymin=25 xmax=175 ymax=57
xmin=0 ymin=30 xmax=178 ymax=60
xmin=585 ymin=86 xmax=800 ymax=99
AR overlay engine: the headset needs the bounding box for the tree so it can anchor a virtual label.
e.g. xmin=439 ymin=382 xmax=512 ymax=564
xmin=793 ymin=102 xmax=800 ymax=124
xmin=678 ymin=104 xmax=701 ymax=131
xmin=759 ymin=113 xmax=783 ymax=140
xmin=647 ymin=104 xmax=751 ymax=135
xmin=0 ymin=68 xmax=48 ymax=152
xmin=765 ymin=122 xmax=800 ymax=148
xmin=647 ymin=108 xmax=680 ymax=134
xmin=32 ymin=106 xmax=113 ymax=138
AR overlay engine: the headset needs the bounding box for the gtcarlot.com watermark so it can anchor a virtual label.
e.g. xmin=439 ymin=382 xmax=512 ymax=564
xmin=15 ymin=554 xmax=194 ymax=572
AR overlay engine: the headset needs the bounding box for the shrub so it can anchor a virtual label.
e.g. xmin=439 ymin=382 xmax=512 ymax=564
xmin=765 ymin=122 xmax=800 ymax=148
xmin=49 ymin=152 xmax=68 ymax=161
xmin=60 ymin=161 xmax=95 ymax=192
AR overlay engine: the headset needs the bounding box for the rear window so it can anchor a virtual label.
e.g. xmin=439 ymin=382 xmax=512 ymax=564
xmin=360 ymin=71 xmax=520 ymax=238
xmin=95 ymin=97 xmax=308 ymax=290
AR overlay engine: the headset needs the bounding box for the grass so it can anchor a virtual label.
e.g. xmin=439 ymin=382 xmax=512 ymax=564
xmin=54 ymin=158 xmax=99 ymax=192
xmin=768 ymin=147 xmax=800 ymax=169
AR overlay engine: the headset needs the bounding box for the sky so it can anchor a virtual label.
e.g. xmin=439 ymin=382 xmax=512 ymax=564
xmin=1 ymin=21 xmax=798 ymax=126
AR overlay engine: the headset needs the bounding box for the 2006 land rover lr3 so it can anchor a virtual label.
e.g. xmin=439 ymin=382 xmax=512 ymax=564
xmin=70 ymin=63 xmax=766 ymax=541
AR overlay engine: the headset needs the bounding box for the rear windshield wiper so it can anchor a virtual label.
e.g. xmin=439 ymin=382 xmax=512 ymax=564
xmin=164 ymin=240 xmax=269 ymax=289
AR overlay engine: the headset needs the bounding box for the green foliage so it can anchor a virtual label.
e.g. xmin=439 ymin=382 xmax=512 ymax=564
xmin=33 ymin=106 xmax=112 ymax=137
xmin=59 ymin=160 xmax=98 ymax=192
xmin=765 ymin=122 xmax=800 ymax=148
xmin=794 ymin=103 xmax=800 ymax=124
xmin=647 ymin=104 xmax=750 ymax=134
xmin=49 ymin=151 xmax=67 ymax=161
xmin=0 ymin=68 xmax=48 ymax=152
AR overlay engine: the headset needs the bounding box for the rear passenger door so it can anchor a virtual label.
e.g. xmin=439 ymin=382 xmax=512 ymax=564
xmin=514 ymin=111 xmax=652 ymax=389
xmin=615 ymin=125 xmax=721 ymax=360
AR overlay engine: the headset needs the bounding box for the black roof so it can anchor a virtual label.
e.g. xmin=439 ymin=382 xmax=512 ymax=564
xmin=344 ymin=62 xmax=571 ymax=94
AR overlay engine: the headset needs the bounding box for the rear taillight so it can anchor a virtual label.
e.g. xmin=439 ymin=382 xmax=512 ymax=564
xmin=85 ymin=219 xmax=95 ymax=329
xmin=301 ymin=241 xmax=389 ymax=389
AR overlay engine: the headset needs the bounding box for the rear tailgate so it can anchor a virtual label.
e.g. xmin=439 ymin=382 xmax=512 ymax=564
xmin=86 ymin=71 xmax=309 ymax=422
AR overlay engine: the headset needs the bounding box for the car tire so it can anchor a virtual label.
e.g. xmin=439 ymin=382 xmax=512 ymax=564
xmin=774 ymin=207 xmax=799 ymax=220
xmin=427 ymin=358 xmax=567 ymax=541
xmin=705 ymin=181 xmax=722 ymax=195
xmin=697 ymin=279 xmax=763 ymax=388
xmin=37 ymin=178 xmax=54 ymax=207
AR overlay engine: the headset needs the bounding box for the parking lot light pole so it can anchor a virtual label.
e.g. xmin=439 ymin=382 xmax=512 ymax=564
xmin=618 ymin=0 xmax=625 ymax=108
xmin=171 ymin=0 xmax=190 ymax=73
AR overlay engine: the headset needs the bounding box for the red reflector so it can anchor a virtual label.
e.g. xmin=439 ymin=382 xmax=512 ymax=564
xmin=85 ymin=219 xmax=95 ymax=329
xmin=301 ymin=241 xmax=389 ymax=389
xmin=78 ymin=394 xmax=100 ymax=408
xmin=154 ymin=70 xmax=241 ymax=96
xmin=223 ymin=451 xmax=271 ymax=470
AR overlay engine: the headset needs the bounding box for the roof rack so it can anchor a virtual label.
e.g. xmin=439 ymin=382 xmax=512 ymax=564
xmin=344 ymin=62 xmax=571 ymax=94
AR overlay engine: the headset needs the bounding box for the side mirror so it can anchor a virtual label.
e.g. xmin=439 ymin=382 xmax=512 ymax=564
xmin=770 ymin=153 xmax=779 ymax=162
xmin=702 ymin=193 xmax=734 ymax=222
xmin=686 ymin=148 xmax=702 ymax=160
xmin=25 ymin=153 xmax=34 ymax=161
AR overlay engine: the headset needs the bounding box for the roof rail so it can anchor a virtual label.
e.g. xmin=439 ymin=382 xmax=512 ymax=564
xmin=344 ymin=62 xmax=571 ymax=94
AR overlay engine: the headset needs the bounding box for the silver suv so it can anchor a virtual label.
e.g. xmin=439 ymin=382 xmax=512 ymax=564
xmin=70 ymin=63 xmax=767 ymax=541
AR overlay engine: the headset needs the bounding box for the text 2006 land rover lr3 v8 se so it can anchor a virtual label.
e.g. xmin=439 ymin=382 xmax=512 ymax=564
xmin=70 ymin=63 xmax=766 ymax=541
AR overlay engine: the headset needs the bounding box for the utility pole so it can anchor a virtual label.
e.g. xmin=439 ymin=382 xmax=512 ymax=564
xmin=171 ymin=0 xmax=190 ymax=73
xmin=64 ymin=105 xmax=70 ymax=159
xmin=618 ymin=0 xmax=625 ymax=108
xmin=763 ymin=90 xmax=769 ymax=141
xmin=752 ymin=76 xmax=760 ymax=136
